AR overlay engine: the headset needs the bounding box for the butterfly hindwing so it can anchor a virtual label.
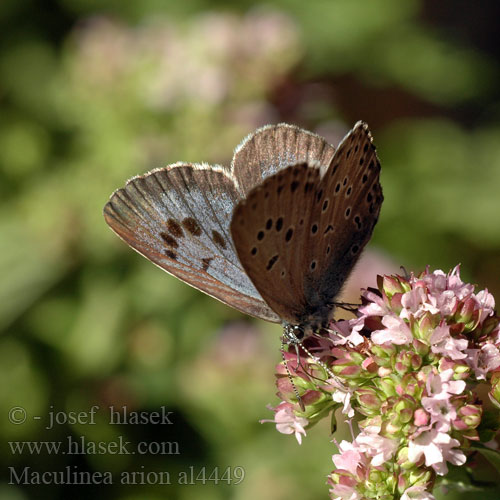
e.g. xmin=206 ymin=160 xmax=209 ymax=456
xmin=230 ymin=163 xmax=321 ymax=324
xmin=232 ymin=124 xmax=336 ymax=196
xmin=104 ymin=163 xmax=280 ymax=322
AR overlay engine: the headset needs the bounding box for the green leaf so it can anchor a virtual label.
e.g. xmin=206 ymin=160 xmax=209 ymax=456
xmin=472 ymin=445 xmax=500 ymax=475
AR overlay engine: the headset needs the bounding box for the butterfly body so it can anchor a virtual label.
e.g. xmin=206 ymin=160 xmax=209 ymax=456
xmin=104 ymin=122 xmax=383 ymax=336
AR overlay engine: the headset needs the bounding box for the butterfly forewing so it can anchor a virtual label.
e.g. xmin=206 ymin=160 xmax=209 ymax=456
xmin=104 ymin=164 xmax=280 ymax=322
xmin=305 ymin=122 xmax=383 ymax=306
xmin=230 ymin=163 xmax=322 ymax=324
xmin=232 ymin=124 xmax=336 ymax=196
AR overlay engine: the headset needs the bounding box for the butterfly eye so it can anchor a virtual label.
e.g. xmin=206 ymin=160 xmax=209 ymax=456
xmin=292 ymin=326 xmax=305 ymax=341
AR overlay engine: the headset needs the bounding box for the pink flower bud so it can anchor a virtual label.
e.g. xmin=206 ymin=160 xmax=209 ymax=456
xmin=416 ymin=313 xmax=435 ymax=341
xmin=378 ymin=377 xmax=397 ymax=397
xmin=339 ymin=365 xmax=362 ymax=377
xmin=378 ymin=366 xmax=392 ymax=377
xmin=455 ymin=297 xmax=476 ymax=324
xmin=383 ymin=275 xmax=406 ymax=295
xmin=389 ymin=293 xmax=403 ymax=314
xmin=414 ymin=408 xmax=429 ymax=426
xmin=395 ymin=361 xmax=408 ymax=376
xmin=357 ymin=388 xmax=381 ymax=413
xmin=412 ymin=338 xmax=429 ymax=356
xmin=361 ymin=357 xmax=378 ymax=373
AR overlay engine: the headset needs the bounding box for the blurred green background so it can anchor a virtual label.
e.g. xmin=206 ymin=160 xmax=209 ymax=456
xmin=1 ymin=1 xmax=500 ymax=499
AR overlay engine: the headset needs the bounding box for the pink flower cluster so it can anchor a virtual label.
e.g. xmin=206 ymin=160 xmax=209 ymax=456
xmin=267 ymin=267 xmax=500 ymax=500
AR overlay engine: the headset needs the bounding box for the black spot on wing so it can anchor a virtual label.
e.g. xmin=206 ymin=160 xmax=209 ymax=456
xmin=167 ymin=219 xmax=184 ymax=238
xmin=182 ymin=217 xmax=201 ymax=236
xmin=212 ymin=230 xmax=227 ymax=249
xmin=160 ymin=232 xmax=179 ymax=248
xmin=165 ymin=250 xmax=177 ymax=260
xmin=202 ymin=257 xmax=213 ymax=271
xmin=266 ymin=255 xmax=279 ymax=271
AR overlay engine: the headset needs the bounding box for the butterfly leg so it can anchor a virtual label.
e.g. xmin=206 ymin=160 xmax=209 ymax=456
xmin=280 ymin=336 xmax=306 ymax=412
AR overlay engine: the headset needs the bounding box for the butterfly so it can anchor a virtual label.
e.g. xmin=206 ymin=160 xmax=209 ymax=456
xmin=103 ymin=122 xmax=383 ymax=341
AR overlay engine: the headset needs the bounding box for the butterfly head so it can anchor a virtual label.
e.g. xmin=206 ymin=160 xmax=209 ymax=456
xmin=283 ymin=323 xmax=312 ymax=345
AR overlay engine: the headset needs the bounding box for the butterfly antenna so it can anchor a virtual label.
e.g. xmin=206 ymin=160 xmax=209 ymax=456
xmin=331 ymin=301 xmax=359 ymax=313
xmin=281 ymin=336 xmax=306 ymax=411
